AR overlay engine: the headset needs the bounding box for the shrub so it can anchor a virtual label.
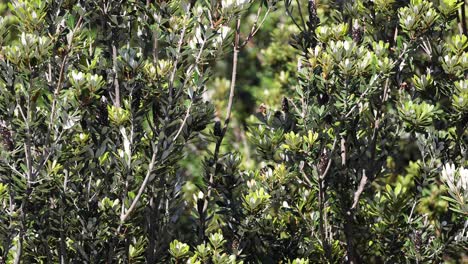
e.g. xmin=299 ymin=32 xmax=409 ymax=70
xmin=0 ymin=0 xmax=467 ymax=263
xmin=0 ymin=0 xmax=262 ymax=262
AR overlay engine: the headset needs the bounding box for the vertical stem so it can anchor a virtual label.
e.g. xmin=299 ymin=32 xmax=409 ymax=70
xmin=59 ymin=213 xmax=67 ymax=264
xmin=25 ymin=68 xmax=34 ymax=186
xmin=112 ymin=43 xmax=121 ymax=108
xmin=316 ymin=139 xmax=337 ymax=261
xmin=145 ymin=196 xmax=156 ymax=263
xmin=13 ymin=202 xmax=26 ymax=264
xmin=120 ymin=151 xmax=157 ymax=223
xmin=49 ymin=54 xmax=68 ymax=132
xmin=13 ymin=230 xmax=23 ymax=264
xmin=200 ymin=17 xmax=241 ymax=241
xmin=340 ymin=135 xmax=358 ymax=263
xmin=168 ymin=24 xmax=188 ymax=93
xmin=49 ymin=15 xmax=82 ymax=131
xmin=341 ymin=137 xmax=346 ymax=166
xmin=13 ymin=70 xmax=35 ymax=264
xmin=343 ymin=214 xmax=358 ymax=264
xmin=153 ymin=29 xmax=159 ymax=64
xmin=461 ymin=0 xmax=467 ymax=37
xmin=318 ymin=176 xmax=331 ymax=261
xmin=224 ymin=19 xmax=241 ymax=127
xmin=24 ymin=127 xmax=32 ymax=186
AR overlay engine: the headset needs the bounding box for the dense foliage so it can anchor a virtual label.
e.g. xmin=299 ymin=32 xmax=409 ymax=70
xmin=0 ymin=0 xmax=467 ymax=263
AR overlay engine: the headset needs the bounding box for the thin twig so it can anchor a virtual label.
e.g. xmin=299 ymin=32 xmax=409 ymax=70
xmin=120 ymin=150 xmax=157 ymax=223
xmin=407 ymin=199 xmax=418 ymax=223
xmin=34 ymin=106 xmax=73 ymax=177
xmin=285 ymin=1 xmax=305 ymax=31
xmin=172 ymin=34 xmax=207 ymax=143
xmin=171 ymin=26 xmax=209 ymax=139
xmin=317 ymin=137 xmax=337 ymax=262
xmin=13 ymin=229 xmax=23 ymax=264
xmin=49 ymin=16 xmax=83 ymax=130
xmin=299 ymin=161 xmax=313 ymax=187
xmin=153 ymin=28 xmax=159 ymax=63
xmin=340 ymin=137 xmax=346 ymax=166
xmin=462 ymin=1 xmax=467 ymax=37
xmin=240 ymin=4 xmax=270 ymax=48
xmin=168 ymin=24 xmax=188 ymax=92
xmin=344 ymin=84 xmax=374 ymax=118
xmin=4 ymin=162 xmax=24 ymax=178
xmin=320 ymin=138 xmax=338 ymax=180
xmin=351 ymin=169 xmax=368 ymax=209
xmin=49 ymin=53 xmax=68 ymax=128
xmin=112 ymin=44 xmax=121 ymax=108
xmin=25 ymin=66 xmax=34 ymax=186
xmin=172 ymin=103 xmax=192 ymax=142
xmin=224 ymin=19 xmax=241 ymax=126
xmin=295 ymin=0 xmax=307 ymax=31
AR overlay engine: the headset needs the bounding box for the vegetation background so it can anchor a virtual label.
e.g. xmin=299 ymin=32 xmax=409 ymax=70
xmin=0 ymin=0 xmax=467 ymax=263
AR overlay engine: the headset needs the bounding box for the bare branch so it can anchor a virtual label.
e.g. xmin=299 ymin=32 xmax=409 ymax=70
xmin=240 ymin=4 xmax=270 ymax=48
xmin=120 ymin=150 xmax=157 ymax=223
xmin=351 ymin=169 xmax=368 ymax=209
xmin=172 ymin=103 xmax=192 ymax=142
xmin=299 ymin=161 xmax=313 ymax=187
xmin=340 ymin=137 xmax=346 ymax=166
xmin=112 ymin=44 xmax=121 ymax=108
xmin=200 ymin=18 xmax=242 ymax=240
xmin=320 ymin=138 xmax=338 ymax=180
xmin=49 ymin=16 xmax=84 ymax=130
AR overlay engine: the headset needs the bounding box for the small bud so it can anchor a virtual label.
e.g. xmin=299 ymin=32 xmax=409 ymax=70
xmin=274 ymin=110 xmax=283 ymax=119
xmin=400 ymin=82 xmax=409 ymax=91
xmin=308 ymin=0 xmax=319 ymax=30
xmin=317 ymin=93 xmax=329 ymax=105
xmin=258 ymin=103 xmax=267 ymax=115
xmin=214 ymin=121 xmax=222 ymax=137
xmin=318 ymin=149 xmax=329 ymax=175
xmin=96 ymin=96 xmax=109 ymax=126
xmin=282 ymin=97 xmax=290 ymax=113
xmin=207 ymin=158 xmax=215 ymax=166
xmin=352 ymin=21 xmax=363 ymax=43
xmin=0 ymin=121 xmax=13 ymax=151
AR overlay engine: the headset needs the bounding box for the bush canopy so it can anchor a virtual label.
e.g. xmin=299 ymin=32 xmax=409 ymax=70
xmin=0 ymin=0 xmax=467 ymax=263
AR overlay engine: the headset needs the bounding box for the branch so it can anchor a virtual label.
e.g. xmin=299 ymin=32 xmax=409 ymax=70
xmin=351 ymin=169 xmax=368 ymax=209
xmin=458 ymin=1 xmax=467 ymax=37
xmin=295 ymin=0 xmax=307 ymax=32
xmin=3 ymin=162 xmax=24 ymax=179
xmin=120 ymin=5 xmax=191 ymax=223
xmin=172 ymin=103 xmax=191 ymax=142
xmin=153 ymin=28 xmax=159 ymax=63
xmin=112 ymin=43 xmax=121 ymax=108
xmin=240 ymin=4 xmax=270 ymax=48
xmin=463 ymin=1 xmax=468 ymax=37
xmin=224 ymin=18 xmax=241 ymax=127
xmin=172 ymin=34 xmax=207 ymax=143
xmin=285 ymin=1 xmax=305 ymax=31
xmin=120 ymin=150 xmax=157 ymax=223
xmin=340 ymin=137 xmax=346 ymax=166
xmin=200 ymin=18 xmax=242 ymax=238
xmin=320 ymin=138 xmax=337 ymax=180
xmin=13 ymin=230 xmax=23 ymax=264
xmin=168 ymin=23 xmax=188 ymax=93
xmin=317 ymin=136 xmax=336 ymax=261
xmin=299 ymin=161 xmax=313 ymax=187
xmin=49 ymin=16 xmax=83 ymax=130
